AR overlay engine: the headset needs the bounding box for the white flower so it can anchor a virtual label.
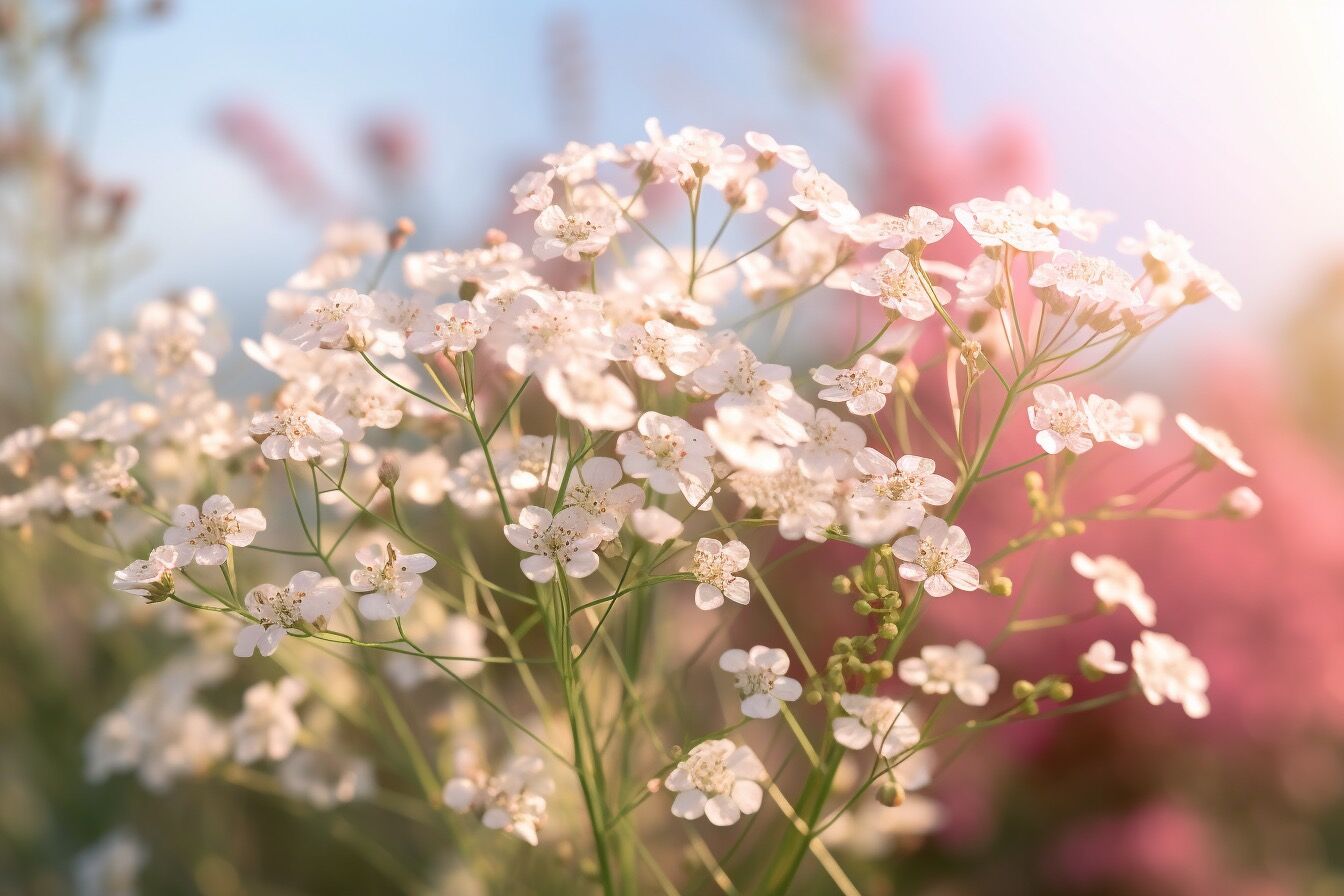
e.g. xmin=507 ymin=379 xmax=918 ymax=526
xmin=719 ymin=645 xmax=802 ymax=719
xmin=444 ymin=754 xmax=554 ymax=846
xmin=1081 ymin=639 xmax=1128 ymax=678
xmin=892 ymin=517 xmax=979 ymax=597
xmin=730 ymin=460 xmax=838 ymax=542
xmin=1028 ymin=384 xmax=1094 ymax=455
xmin=503 ymin=506 xmax=601 ymax=583
xmin=249 ymin=407 xmax=344 ymax=461
xmin=849 ymin=251 xmax=943 ymax=320
xmin=630 ymin=506 xmax=684 ymax=543
xmin=404 ymin=301 xmax=488 ymax=355
xmin=692 ymin=343 xmax=805 ymax=446
xmin=230 ymin=677 xmax=306 ymax=764
xmin=278 ymin=748 xmax=374 ymax=809
xmin=561 ymin=456 xmax=644 ymax=540
xmin=0 ymin=425 xmax=44 ymax=477
xmin=1118 ymin=219 xmax=1194 ymax=268
xmin=501 ymin=434 xmax=563 ymax=493
xmin=1029 ymin=250 xmax=1138 ymax=309
xmin=65 ymin=445 xmax=141 ymax=517
xmin=1070 ymin=551 xmax=1156 ymax=626
xmin=349 ymin=542 xmax=436 ymax=619
xmin=853 ymin=450 xmax=954 ymax=529
xmin=1083 ymin=394 xmax=1143 ymax=449
xmin=1123 ymin=392 xmax=1165 ymax=444
xmin=1176 ymin=412 xmax=1255 ymax=476
xmin=813 ymin=354 xmax=898 ymax=416
xmin=898 ymin=641 xmax=999 ymax=706
xmin=833 ymin=695 xmax=920 ymax=758
xmin=687 ymin=537 xmax=751 ymax=610
xmin=745 ymin=130 xmax=810 ymax=169
xmin=235 ymin=570 xmax=345 ymax=658
xmin=282 ymin=288 xmax=373 ymax=351
xmin=163 ymin=495 xmax=266 ymax=566
xmin=789 ymin=167 xmax=859 ymax=227
xmin=616 ymin=412 xmax=716 ymax=508
xmin=794 ymin=406 xmax=866 ymax=479
xmin=112 ymin=545 xmax=182 ymax=599
xmin=1131 ymin=631 xmax=1209 ymax=719
xmin=1005 ymin=186 xmax=1112 ymax=242
xmin=665 ymin=739 xmax=765 ymax=826
xmin=532 ymin=204 xmax=614 ymax=261
xmin=610 ymin=319 xmax=709 ymax=381
xmin=510 ymin=170 xmax=554 ymax=214
xmin=1221 ymin=485 xmax=1262 ymax=519
xmin=541 ymin=367 xmax=639 ymax=433
xmin=952 ymin=197 xmax=1059 ymax=253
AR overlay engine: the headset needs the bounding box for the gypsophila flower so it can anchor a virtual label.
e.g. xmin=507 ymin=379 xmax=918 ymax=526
xmin=404 ymin=301 xmax=488 ymax=355
xmin=1222 ymin=485 xmax=1262 ymax=519
xmin=1123 ymin=392 xmax=1165 ymax=444
xmin=1028 ymin=384 xmax=1094 ymax=455
xmin=849 ymin=251 xmax=943 ymax=320
xmin=1081 ymin=640 xmax=1128 ymax=679
xmin=1083 ymin=394 xmax=1143 ymax=448
xmin=230 ymin=677 xmax=306 ymax=764
xmin=112 ymin=545 xmax=181 ymax=600
xmin=1176 ymin=412 xmax=1255 ymax=476
xmin=561 ymin=456 xmax=644 ymax=540
xmin=1070 ymin=551 xmax=1156 ymax=626
xmin=687 ymin=537 xmax=751 ymax=610
xmin=813 ymin=354 xmax=898 ymax=416
xmin=952 ymin=197 xmax=1059 ymax=252
xmin=444 ymin=754 xmax=554 ymax=846
xmin=1131 ymin=631 xmax=1210 ymax=718
xmin=510 ymin=170 xmax=554 ymax=214
xmin=532 ymin=204 xmax=615 ymax=261
xmin=892 ymin=516 xmax=979 ymax=596
xmin=665 ymin=739 xmax=765 ymax=826
xmin=795 ymin=406 xmax=866 ymax=479
xmin=833 ymin=695 xmax=920 ymax=758
xmin=789 ymin=167 xmax=859 ymax=227
xmin=617 ymin=412 xmax=716 ymax=508
xmin=249 ymin=407 xmax=344 ymax=461
xmin=163 ymin=495 xmax=266 ymax=566
xmin=719 ymin=646 xmax=802 ymax=719
xmin=630 ymin=506 xmax=684 ymax=543
xmin=282 ymin=288 xmax=373 ymax=351
xmin=1029 ymin=250 xmax=1138 ymax=309
xmin=349 ymin=542 xmax=436 ymax=619
xmin=898 ymin=641 xmax=999 ymax=706
xmin=235 ymin=570 xmax=344 ymax=657
xmin=503 ymin=506 xmax=601 ymax=583
xmin=853 ymin=450 xmax=953 ymax=528
xmin=610 ymin=319 xmax=710 ymax=381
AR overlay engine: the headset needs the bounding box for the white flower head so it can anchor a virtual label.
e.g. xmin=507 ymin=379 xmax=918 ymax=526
xmin=789 ymin=167 xmax=859 ymax=227
xmin=561 ymin=456 xmax=644 ymax=540
xmin=230 ymin=677 xmax=307 ymax=764
xmin=163 ymin=495 xmax=267 ymax=566
xmin=665 ymin=739 xmax=765 ymax=826
xmin=1070 ymin=551 xmax=1156 ymax=626
xmin=249 ymin=407 xmax=344 ymax=461
xmin=719 ymin=645 xmax=803 ymax=719
xmin=616 ymin=412 xmax=716 ymax=508
xmin=849 ymin=250 xmax=943 ymax=321
xmin=503 ymin=506 xmax=601 ymax=583
xmin=1176 ymin=412 xmax=1255 ymax=477
xmin=745 ymin=130 xmax=811 ymax=169
xmin=833 ymin=694 xmax=920 ymax=758
xmin=1028 ymin=384 xmax=1094 ymax=455
xmin=952 ymin=197 xmax=1059 ymax=253
xmin=1080 ymin=639 xmax=1128 ymax=679
xmin=532 ymin=204 xmax=614 ymax=261
xmin=112 ymin=545 xmax=182 ymax=600
xmin=404 ymin=301 xmax=488 ymax=355
xmin=630 ymin=506 xmax=684 ymax=543
xmin=349 ymin=542 xmax=436 ymax=619
xmin=898 ymin=641 xmax=999 ymax=706
xmin=1131 ymin=631 xmax=1209 ymax=719
xmin=282 ymin=288 xmax=373 ymax=351
xmin=1123 ymin=392 xmax=1165 ymax=445
xmin=892 ymin=516 xmax=978 ymax=597
xmin=1221 ymin=485 xmax=1262 ymax=519
xmin=444 ymin=754 xmax=554 ymax=846
xmin=853 ymin=450 xmax=954 ymax=528
xmin=813 ymin=354 xmax=898 ymax=416
xmin=1084 ymin=394 xmax=1143 ymax=449
xmin=687 ymin=537 xmax=750 ymax=610
xmin=235 ymin=570 xmax=345 ymax=658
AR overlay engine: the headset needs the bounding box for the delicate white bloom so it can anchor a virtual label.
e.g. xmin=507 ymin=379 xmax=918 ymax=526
xmin=952 ymin=197 xmax=1059 ymax=252
xmin=278 ymin=748 xmax=375 ymax=809
xmin=1222 ymin=485 xmax=1263 ymax=519
xmin=163 ymin=495 xmax=266 ymax=566
xmin=1029 ymin=250 xmax=1138 ymax=308
xmin=74 ymin=830 xmax=146 ymax=896
xmin=511 ymin=169 xmax=554 ymax=214
xmin=1183 ymin=259 xmax=1242 ymax=311
xmin=1131 ymin=631 xmax=1210 ymax=719
xmin=719 ymin=645 xmax=802 ymax=719
xmin=665 ymin=739 xmax=765 ymax=826
xmin=853 ymin=450 xmax=954 ymax=529
xmin=687 ymin=537 xmax=751 ymax=610
xmin=1070 ymin=551 xmax=1156 ymax=626
xmin=404 ymin=301 xmax=488 ymax=355
xmin=898 ymin=641 xmax=999 ymax=706
xmin=731 ymin=460 xmax=838 ymax=542
xmin=561 ymin=456 xmax=644 ymax=540
xmin=1123 ymin=392 xmax=1165 ymax=444
xmin=789 ymin=167 xmax=859 ymax=227
xmin=532 ymin=204 xmax=614 ymax=261
xmin=0 ymin=425 xmax=44 ymax=477
xmin=616 ymin=412 xmax=716 ymax=508
xmin=541 ymin=367 xmax=639 ymax=432
xmin=849 ymin=206 xmax=952 ymax=252
xmin=692 ymin=344 xmax=805 ymax=446
xmin=349 ymin=542 xmax=436 ymax=619
xmin=1118 ymin=219 xmax=1194 ymax=267
xmin=813 ymin=354 xmax=898 ymax=416
xmin=630 ymin=506 xmax=684 ymax=543
xmin=793 ymin=406 xmax=866 ymax=479
xmin=65 ymin=445 xmax=141 ymax=516
xmin=1005 ymin=186 xmax=1112 ymax=242
xmin=444 ymin=754 xmax=554 ymax=846
xmin=503 ymin=506 xmax=601 ymax=583
xmin=610 ymin=319 xmax=709 ymax=381
xmin=249 ymin=407 xmax=344 ymax=461
xmin=235 ymin=570 xmax=344 ymax=657
xmin=745 ymin=130 xmax=811 ymax=169
xmin=231 ymin=678 xmax=307 ymax=764
xmin=849 ymin=250 xmax=943 ymax=320
xmin=282 ymin=288 xmax=373 ymax=351
xmin=385 ymin=601 xmax=487 ymax=687
xmin=501 ymin=435 xmax=563 ymax=493
xmin=498 ymin=289 xmax=608 ymax=376
xmin=1028 ymin=384 xmax=1094 ymax=455
xmin=1083 ymin=394 xmax=1143 ymax=449
xmin=833 ymin=694 xmax=920 ymax=758
xmin=1081 ymin=639 xmax=1128 ymax=677
xmin=892 ymin=516 xmax=979 ymax=597
xmin=112 ymin=545 xmax=181 ymax=599
xmin=1176 ymin=412 xmax=1255 ymax=476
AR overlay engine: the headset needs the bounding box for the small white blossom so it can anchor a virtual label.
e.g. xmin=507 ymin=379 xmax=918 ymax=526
xmin=1081 ymin=639 xmax=1128 ymax=678
xmin=616 ymin=412 xmax=716 ymax=508
xmin=892 ymin=517 xmax=978 ymax=597
xmin=1070 ymin=551 xmax=1156 ymax=626
xmin=687 ymin=537 xmax=751 ymax=610
xmin=1028 ymin=384 xmax=1094 ymax=455
xmin=745 ymin=130 xmax=810 ymax=169
xmin=510 ymin=170 xmax=554 ymax=214
xmin=665 ymin=739 xmax=765 ymax=826
xmin=112 ymin=545 xmax=182 ymax=599
xmin=163 ymin=495 xmax=266 ymax=566
xmin=813 ymin=354 xmax=898 ymax=416
xmin=282 ymin=288 xmax=373 ymax=351
xmin=230 ymin=677 xmax=307 ymax=764
xmin=1084 ymin=394 xmax=1143 ymax=449
xmin=349 ymin=542 xmax=436 ymax=619
xmin=794 ymin=406 xmax=866 ymax=479
xmin=1176 ymin=412 xmax=1255 ymax=477
xmin=952 ymin=197 xmax=1059 ymax=253
xmin=404 ymin=301 xmax=488 ymax=355
xmin=1131 ymin=631 xmax=1209 ymax=719
xmin=898 ymin=641 xmax=999 ymax=706
xmin=249 ymin=407 xmax=344 ymax=461
xmin=532 ymin=204 xmax=614 ymax=261
xmin=849 ymin=251 xmax=943 ymax=321
xmin=1123 ymin=392 xmax=1165 ymax=445
xmin=1221 ymin=485 xmax=1262 ymax=519
xmin=853 ymin=450 xmax=954 ymax=529
xmin=833 ymin=695 xmax=920 ymax=758
xmin=789 ymin=167 xmax=859 ymax=227
xmin=444 ymin=754 xmax=554 ymax=846
xmin=503 ymin=506 xmax=601 ymax=583
xmin=235 ymin=570 xmax=345 ymax=657
xmin=719 ymin=645 xmax=802 ymax=719
xmin=630 ymin=506 xmax=684 ymax=543
xmin=561 ymin=456 xmax=644 ymax=540
xmin=610 ymin=319 xmax=710 ymax=381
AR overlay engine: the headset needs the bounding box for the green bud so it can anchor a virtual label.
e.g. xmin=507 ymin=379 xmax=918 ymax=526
xmin=852 ymin=599 xmax=873 ymax=616
xmin=1048 ymin=681 xmax=1074 ymax=702
xmin=877 ymin=622 xmax=899 ymax=640
xmin=1012 ymin=679 xmax=1036 ymax=700
xmin=832 ymin=575 xmax=852 ymax=594
xmin=876 ymin=779 xmax=906 ymax=807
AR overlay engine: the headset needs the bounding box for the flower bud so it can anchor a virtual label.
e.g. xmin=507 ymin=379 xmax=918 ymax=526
xmin=876 ymin=779 xmax=906 ymax=807
xmin=832 ymin=575 xmax=852 ymax=594
xmin=1048 ymin=681 xmax=1074 ymax=702
xmin=1221 ymin=486 xmax=1262 ymax=519
xmin=388 ymin=216 xmax=416 ymax=251
xmin=852 ymin=599 xmax=873 ymax=616
xmin=1012 ymin=680 xmax=1036 ymax=700
xmin=988 ymin=571 xmax=1013 ymax=597
xmin=377 ymin=456 xmax=401 ymax=488
xmin=877 ymin=622 xmax=899 ymax=639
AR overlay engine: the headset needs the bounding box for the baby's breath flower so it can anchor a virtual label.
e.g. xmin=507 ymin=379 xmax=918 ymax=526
xmin=813 ymin=353 xmax=898 ymax=416
xmin=249 ymin=407 xmax=344 ymax=461
xmin=1028 ymin=384 xmax=1094 ymax=455
xmin=349 ymin=542 xmax=436 ymax=619
xmin=898 ymin=641 xmax=999 ymax=706
xmin=1131 ymin=631 xmax=1209 ymax=719
xmin=719 ymin=646 xmax=802 ymax=719
xmin=665 ymin=739 xmax=765 ymax=826
xmin=230 ymin=678 xmax=307 ymax=764
xmin=892 ymin=517 xmax=979 ymax=597
xmin=687 ymin=537 xmax=751 ymax=610
xmin=1080 ymin=639 xmax=1128 ymax=679
xmin=235 ymin=570 xmax=344 ymax=657
xmin=833 ymin=695 xmax=919 ymax=758
xmin=163 ymin=495 xmax=266 ymax=566
xmin=616 ymin=412 xmax=716 ymax=508
xmin=503 ymin=506 xmax=602 ymax=583
xmin=1070 ymin=551 xmax=1156 ymax=626
xmin=1176 ymin=412 xmax=1255 ymax=476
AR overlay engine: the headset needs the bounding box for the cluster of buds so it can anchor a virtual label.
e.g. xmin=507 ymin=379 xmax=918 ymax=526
xmin=1006 ymin=675 xmax=1075 ymax=717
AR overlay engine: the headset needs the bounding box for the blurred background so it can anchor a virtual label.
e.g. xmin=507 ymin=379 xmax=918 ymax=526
xmin=4 ymin=1 xmax=1344 ymax=893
